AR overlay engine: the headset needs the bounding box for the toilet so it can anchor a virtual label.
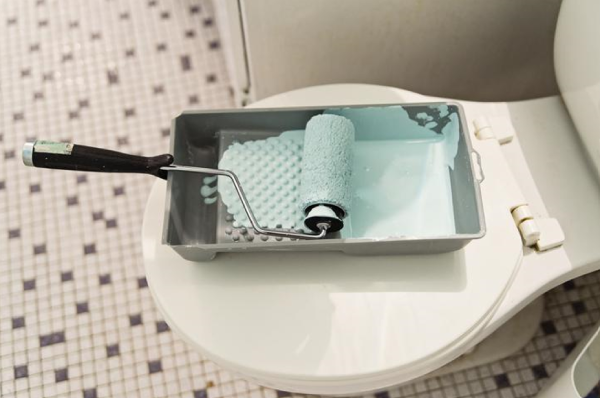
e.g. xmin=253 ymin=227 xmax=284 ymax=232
xmin=142 ymin=0 xmax=600 ymax=395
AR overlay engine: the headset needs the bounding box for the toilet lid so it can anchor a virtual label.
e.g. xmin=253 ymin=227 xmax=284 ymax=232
xmin=143 ymin=85 xmax=523 ymax=386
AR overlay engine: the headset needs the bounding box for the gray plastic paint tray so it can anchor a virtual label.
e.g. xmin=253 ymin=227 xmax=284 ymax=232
xmin=163 ymin=103 xmax=486 ymax=261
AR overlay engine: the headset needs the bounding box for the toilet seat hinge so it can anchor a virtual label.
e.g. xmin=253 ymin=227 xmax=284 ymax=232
xmin=511 ymin=205 xmax=565 ymax=252
xmin=473 ymin=116 xmax=515 ymax=144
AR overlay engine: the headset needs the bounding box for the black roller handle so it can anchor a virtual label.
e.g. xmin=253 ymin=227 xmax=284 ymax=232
xmin=22 ymin=140 xmax=174 ymax=180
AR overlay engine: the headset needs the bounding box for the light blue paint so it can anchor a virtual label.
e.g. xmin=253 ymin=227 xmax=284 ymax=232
xmin=300 ymin=114 xmax=355 ymax=215
xmin=217 ymin=105 xmax=460 ymax=239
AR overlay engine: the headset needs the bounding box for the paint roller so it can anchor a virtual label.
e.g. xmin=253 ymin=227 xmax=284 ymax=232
xmin=22 ymin=114 xmax=355 ymax=239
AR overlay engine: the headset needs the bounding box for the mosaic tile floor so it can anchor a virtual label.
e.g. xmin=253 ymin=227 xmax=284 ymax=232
xmin=1 ymin=1 xmax=599 ymax=397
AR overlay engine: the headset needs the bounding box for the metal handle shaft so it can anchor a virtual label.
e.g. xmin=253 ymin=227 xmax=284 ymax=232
xmin=161 ymin=165 xmax=328 ymax=240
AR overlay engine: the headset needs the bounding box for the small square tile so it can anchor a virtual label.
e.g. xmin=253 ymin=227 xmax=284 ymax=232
xmin=33 ymin=244 xmax=46 ymax=255
xmin=138 ymin=277 xmax=148 ymax=288
xmin=83 ymin=388 xmax=97 ymax=398
xmin=76 ymin=302 xmax=89 ymax=314
xmin=55 ymin=368 xmax=68 ymax=382
xmin=9 ymin=228 xmax=20 ymax=239
xmin=23 ymin=279 xmax=36 ymax=291
xmin=99 ymin=274 xmax=111 ymax=285
xmin=12 ymin=316 xmax=25 ymax=329
xmin=194 ymin=389 xmax=208 ymax=398
xmin=156 ymin=321 xmax=169 ymax=333
xmin=83 ymin=244 xmax=96 ymax=255
xmin=14 ymin=365 xmax=28 ymax=379
xmin=129 ymin=314 xmax=142 ymax=326
xmin=148 ymin=360 xmax=162 ymax=374
xmin=106 ymin=344 xmax=120 ymax=358
xmin=106 ymin=219 xmax=117 ymax=228
xmin=61 ymin=271 xmax=73 ymax=282
xmin=494 ymin=374 xmax=511 ymax=389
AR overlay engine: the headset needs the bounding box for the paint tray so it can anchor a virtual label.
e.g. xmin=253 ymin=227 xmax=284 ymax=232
xmin=163 ymin=103 xmax=485 ymax=261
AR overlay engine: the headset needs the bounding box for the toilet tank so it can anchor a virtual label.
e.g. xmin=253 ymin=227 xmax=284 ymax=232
xmin=554 ymin=0 xmax=600 ymax=178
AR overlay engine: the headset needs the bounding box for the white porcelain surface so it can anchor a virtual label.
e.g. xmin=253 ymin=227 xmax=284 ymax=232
xmin=143 ymin=85 xmax=524 ymax=392
xmin=554 ymin=0 xmax=600 ymax=177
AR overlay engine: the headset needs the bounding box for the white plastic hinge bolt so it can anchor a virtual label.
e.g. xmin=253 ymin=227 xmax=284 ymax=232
xmin=518 ymin=219 xmax=541 ymax=247
xmin=473 ymin=116 xmax=495 ymax=140
xmin=535 ymin=218 xmax=565 ymax=252
xmin=473 ymin=116 xmax=515 ymax=144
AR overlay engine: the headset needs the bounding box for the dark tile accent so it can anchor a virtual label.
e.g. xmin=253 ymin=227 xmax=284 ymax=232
xmin=62 ymin=52 xmax=73 ymax=62
xmin=203 ymin=18 xmax=213 ymax=27
xmin=40 ymin=331 xmax=65 ymax=347
xmin=194 ymin=389 xmax=208 ymax=398
xmin=541 ymin=320 xmax=557 ymax=335
xmin=106 ymin=219 xmax=117 ymax=228
xmin=125 ymin=48 xmax=135 ymax=57
xmin=38 ymin=19 xmax=48 ymax=27
xmin=156 ymin=43 xmax=167 ymax=52
xmin=0 ymin=181 xmax=5 ymax=190
xmin=374 ymin=392 xmax=389 ymax=398
xmin=189 ymin=95 xmax=199 ymax=105
xmin=564 ymin=342 xmax=577 ymax=354
xmin=84 ymin=244 xmax=96 ymax=255
xmin=9 ymin=229 xmax=20 ymax=239
xmin=160 ymin=11 xmax=170 ymax=19
xmin=494 ymin=374 xmax=511 ymax=389
xmin=181 ymin=55 xmax=192 ymax=71
xmin=92 ymin=211 xmax=104 ymax=221
xmin=120 ymin=12 xmax=130 ymax=20
xmin=76 ymin=302 xmax=89 ymax=314
xmin=43 ymin=71 xmax=54 ymax=81
xmin=148 ymin=359 xmax=162 ymax=374
xmin=185 ymin=29 xmax=196 ymax=38
xmin=99 ymin=273 xmax=111 ymax=285
xmin=138 ymin=277 xmax=148 ymax=288
xmin=572 ymin=301 xmax=587 ymax=315
xmin=69 ymin=20 xmax=79 ymax=29
xmin=106 ymin=343 xmax=120 ymax=357
xmin=14 ymin=365 xmax=28 ymax=379
xmin=61 ymin=271 xmax=73 ymax=282
xmin=91 ymin=32 xmax=101 ymax=41
xmin=124 ymin=108 xmax=136 ymax=118
xmin=55 ymin=368 xmax=68 ymax=382
xmin=30 ymin=43 xmax=40 ymax=52
xmin=532 ymin=364 xmax=548 ymax=379
xmin=206 ymin=74 xmax=216 ymax=83
xmin=12 ymin=316 xmax=25 ymax=329
xmin=114 ymin=186 xmax=125 ymax=196
xmin=30 ymin=183 xmax=41 ymax=193
xmin=13 ymin=112 xmax=24 ymax=121
xmin=34 ymin=91 xmax=44 ymax=100
xmin=563 ymin=280 xmax=576 ymax=290
xmin=107 ymin=69 xmax=119 ymax=85
xmin=148 ymin=0 xmax=157 ymax=7
xmin=33 ymin=244 xmax=46 ymax=255
xmin=79 ymin=99 xmax=89 ymax=108
xmin=21 ymin=69 xmax=31 ymax=78
xmin=67 ymin=196 xmax=79 ymax=206
xmin=156 ymin=321 xmax=169 ymax=333
xmin=7 ymin=17 xmax=17 ymax=26
xmin=276 ymin=391 xmax=292 ymax=398
xmin=161 ymin=128 xmax=170 ymax=137
xmin=209 ymin=40 xmax=220 ymax=50
xmin=5 ymin=150 xmax=15 ymax=160
xmin=83 ymin=388 xmax=97 ymax=398
xmin=23 ymin=279 xmax=36 ymax=291
xmin=190 ymin=5 xmax=201 ymax=14
xmin=77 ymin=175 xmax=88 ymax=184
xmin=129 ymin=314 xmax=143 ymax=326
xmin=153 ymin=85 xmax=164 ymax=95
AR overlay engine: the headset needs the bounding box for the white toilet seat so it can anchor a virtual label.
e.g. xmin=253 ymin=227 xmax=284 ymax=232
xmin=140 ymin=84 xmax=543 ymax=394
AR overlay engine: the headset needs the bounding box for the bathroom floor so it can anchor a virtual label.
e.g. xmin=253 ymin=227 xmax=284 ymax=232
xmin=1 ymin=1 xmax=599 ymax=397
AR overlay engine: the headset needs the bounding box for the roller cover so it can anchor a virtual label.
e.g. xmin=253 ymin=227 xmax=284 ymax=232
xmin=300 ymin=114 xmax=355 ymax=217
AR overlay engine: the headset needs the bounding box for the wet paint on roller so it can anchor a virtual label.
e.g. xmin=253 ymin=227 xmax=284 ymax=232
xmin=300 ymin=114 xmax=355 ymax=216
xmin=204 ymin=105 xmax=460 ymax=239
